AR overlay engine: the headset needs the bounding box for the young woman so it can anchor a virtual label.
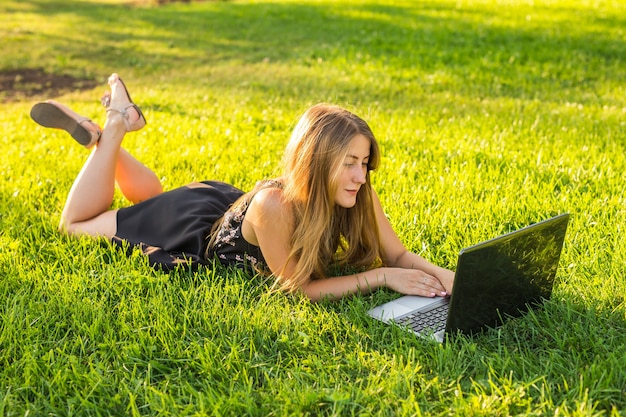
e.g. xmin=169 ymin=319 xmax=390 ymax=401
xmin=31 ymin=73 xmax=454 ymax=302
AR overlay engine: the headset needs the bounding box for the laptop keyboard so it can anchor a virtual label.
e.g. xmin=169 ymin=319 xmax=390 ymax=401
xmin=394 ymin=303 xmax=449 ymax=334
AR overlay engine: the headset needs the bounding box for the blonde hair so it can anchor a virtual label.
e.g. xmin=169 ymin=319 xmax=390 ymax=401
xmin=276 ymin=104 xmax=382 ymax=293
xmin=208 ymin=104 xmax=382 ymax=294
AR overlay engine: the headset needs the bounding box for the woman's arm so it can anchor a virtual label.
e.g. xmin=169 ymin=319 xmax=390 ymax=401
xmin=371 ymin=190 xmax=455 ymax=293
xmin=299 ymin=266 xmax=449 ymax=302
xmin=244 ymin=187 xmax=453 ymax=302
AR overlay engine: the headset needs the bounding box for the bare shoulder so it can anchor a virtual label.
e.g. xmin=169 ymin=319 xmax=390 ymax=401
xmin=250 ymin=188 xmax=285 ymax=212
xmin=243 ymin=186 xmax=292 ymax=246
xmin=249 ymin=187 xmax=288 ymax=216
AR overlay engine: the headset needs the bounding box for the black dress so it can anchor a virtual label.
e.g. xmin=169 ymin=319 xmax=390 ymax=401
xmin=112 ymin=180 xmax=265 ymax=272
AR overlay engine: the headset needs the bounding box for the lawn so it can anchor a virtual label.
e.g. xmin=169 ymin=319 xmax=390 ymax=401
xmin=1 ymin=0 xmax=625 ymax=415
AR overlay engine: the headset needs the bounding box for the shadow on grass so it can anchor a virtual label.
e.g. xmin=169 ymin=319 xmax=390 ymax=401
xmin=14 ymin=0 xmax=626 ymax=103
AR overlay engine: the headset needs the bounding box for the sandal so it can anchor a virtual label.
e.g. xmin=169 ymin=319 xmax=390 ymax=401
xmin=30 ymin=101 xmax=102 ymax=147
xmin=101 ymin=76 xmax=146 ymax=132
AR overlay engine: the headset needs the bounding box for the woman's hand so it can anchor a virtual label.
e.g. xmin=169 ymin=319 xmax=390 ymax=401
xmin=371 ymin=189 xmax=455 ymax=297
xmin=435 ymin=268 xmax=455 ymax=294
xmin=381 ymin=267 xmax=449 ymax=297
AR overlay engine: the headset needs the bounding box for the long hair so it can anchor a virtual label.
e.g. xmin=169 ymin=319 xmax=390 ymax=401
xmin=207 ymin=104 xmax=382 ymax=294
xmin=276 ymin=104 xmax=382 ymax=293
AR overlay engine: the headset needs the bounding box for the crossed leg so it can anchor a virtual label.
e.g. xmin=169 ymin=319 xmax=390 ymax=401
xmin=58 ymin=74 xmax=163 ymax=238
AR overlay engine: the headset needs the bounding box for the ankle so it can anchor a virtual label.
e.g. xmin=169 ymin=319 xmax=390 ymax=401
xmin=103 ymin=114 xmax=127 ymax=131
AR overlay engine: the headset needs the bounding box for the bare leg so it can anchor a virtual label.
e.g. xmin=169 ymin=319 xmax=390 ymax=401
xmin=116 ymin=148 xmax=163 ymax=203
xmin=60 ymin=113 xmax=125 ymax=237
xmin=60 ymin=73 xmax=162 ymax=237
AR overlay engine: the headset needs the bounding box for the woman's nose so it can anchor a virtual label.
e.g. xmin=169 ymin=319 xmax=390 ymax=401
xmin=354 ymin=166 xmax=367 ymax=184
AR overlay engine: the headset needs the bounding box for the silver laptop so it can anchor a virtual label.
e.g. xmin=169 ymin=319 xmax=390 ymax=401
xmin=368 ymin=213 xmax=570 ymax=342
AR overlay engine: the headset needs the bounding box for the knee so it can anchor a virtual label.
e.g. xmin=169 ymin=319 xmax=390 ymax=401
xmin=58 ymin=217 xmax=76 ymax=236
xmin=57 ymin=211 xmax=117 ymax=239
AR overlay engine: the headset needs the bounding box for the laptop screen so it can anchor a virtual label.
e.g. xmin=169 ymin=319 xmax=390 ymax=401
xmin=445 ymin=214 xmax=569 ymax=336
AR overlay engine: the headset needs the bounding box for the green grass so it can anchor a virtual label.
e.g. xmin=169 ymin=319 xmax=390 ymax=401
xmin=1 ymin=0 xmax=625 ymax=415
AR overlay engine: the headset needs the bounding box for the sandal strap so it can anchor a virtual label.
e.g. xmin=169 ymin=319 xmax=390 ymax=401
xmin=105 ymin=103 xmax=135 ymax=119
xmin=77 ymin=118 xmax=102 ymax=140
xmin=105 ymin=103 xmax=143 ymax=132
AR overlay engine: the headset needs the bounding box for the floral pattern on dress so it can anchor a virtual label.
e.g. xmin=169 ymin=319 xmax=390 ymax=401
xmin=212 ymin=198 xmax=260 ymax=270
xmin=210 ymin=179 xmax=283 ymax=274
xmin=214 ymin=203 xmax=247 ymax=247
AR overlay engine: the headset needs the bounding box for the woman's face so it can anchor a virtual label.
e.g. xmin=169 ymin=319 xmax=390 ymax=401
xmin=334 ymin=134 xmax=370 ymax=208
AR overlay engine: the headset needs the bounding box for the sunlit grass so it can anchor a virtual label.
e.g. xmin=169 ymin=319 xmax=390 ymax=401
xmin=1 ymin=0 xmax=625 ymax=415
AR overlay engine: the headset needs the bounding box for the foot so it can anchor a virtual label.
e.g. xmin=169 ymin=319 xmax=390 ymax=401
xmin=102 ymin=73 xmax=146 ymax=132
xmin=30 ymin=100 xmax=102 ymax=148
